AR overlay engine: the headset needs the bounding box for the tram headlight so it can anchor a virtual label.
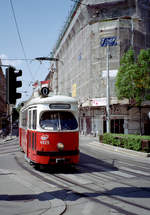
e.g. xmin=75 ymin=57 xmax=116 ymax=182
xmin=57 ymin=142 xmax=64 ymax=151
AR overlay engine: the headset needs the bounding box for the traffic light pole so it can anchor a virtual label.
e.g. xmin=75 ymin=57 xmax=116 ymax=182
xmin=6 ymin=93 xmax=13 ymax=137
xmin=10 ymin=105 xmax=13 ymax=137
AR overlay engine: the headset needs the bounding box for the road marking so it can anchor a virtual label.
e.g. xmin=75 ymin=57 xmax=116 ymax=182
xmin=120 ymin=166 xmax=150 ymax=176
xmin=0 ymin=168 xmax=14 ymax=174
xmin=108 ymin=170 xmax=134 ymax=178
xmin=118 ymin=161 xmax=150 ymax=171
xmin=85 ymin=163 xmax=134 ymax=178
xmin=59 ymin=173 xmax=92 ymax=185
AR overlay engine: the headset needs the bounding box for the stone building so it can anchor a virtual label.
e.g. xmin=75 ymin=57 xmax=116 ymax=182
xmin=49 ymin=0 xmax=150 ymax=135
xmin=0 ymin=60 xmax=7 ymax=130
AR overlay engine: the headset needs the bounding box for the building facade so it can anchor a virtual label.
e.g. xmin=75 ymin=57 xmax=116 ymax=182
xmin=0 ymin=60 xmax=7 ymax=130
xmin=49 ymin=0 xmax=150 ymax=135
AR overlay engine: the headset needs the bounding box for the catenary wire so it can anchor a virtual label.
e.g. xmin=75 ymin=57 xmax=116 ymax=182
xmin=9 ymin=0 xmax=40 ymax=100
xmin=9 ymin=0 xmax=34 ymax=81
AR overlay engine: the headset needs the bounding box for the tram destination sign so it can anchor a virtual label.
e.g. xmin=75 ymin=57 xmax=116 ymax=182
xmin=49 ymin=104 xmax=71 ymax=109
xmin=100 ymin=36 xmax=117 ymax=47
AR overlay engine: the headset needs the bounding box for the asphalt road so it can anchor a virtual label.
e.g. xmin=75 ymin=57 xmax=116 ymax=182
xmin=0 ymin=135 xmax=150 ymax=215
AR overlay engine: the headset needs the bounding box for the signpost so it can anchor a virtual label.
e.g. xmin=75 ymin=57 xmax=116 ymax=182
xmin=100 ymin=36 xmax=117 ymax=133
xmin=100 ymin=36 xmax=117 ymax=47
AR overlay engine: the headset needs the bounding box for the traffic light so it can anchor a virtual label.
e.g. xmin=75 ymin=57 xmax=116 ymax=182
xmin=6 ymin=66 xmax=22 ymax=105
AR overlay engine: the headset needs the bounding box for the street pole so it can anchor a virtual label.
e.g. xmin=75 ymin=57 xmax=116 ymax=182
xmin=55 ymin=59 xmax=58 ymax=94
xmin=106 ymin=45 xmax=110 ymax=133
xmin=10 ymin=105 xmax=13 ymax=137
xmin=100 ymin=36 xmax=117 ymax=133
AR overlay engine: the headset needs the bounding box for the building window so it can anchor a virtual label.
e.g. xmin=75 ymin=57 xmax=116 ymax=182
xmin=103 ymin=119 xmax=124 ymax=134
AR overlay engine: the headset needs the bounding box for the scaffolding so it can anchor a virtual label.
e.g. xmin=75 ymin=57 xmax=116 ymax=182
xmin=50 ymin=0 xmax=150 ymax=135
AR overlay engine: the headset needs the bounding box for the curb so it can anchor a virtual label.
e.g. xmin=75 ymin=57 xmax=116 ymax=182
xmin=91 ymin=141 xmax=150 ymax=158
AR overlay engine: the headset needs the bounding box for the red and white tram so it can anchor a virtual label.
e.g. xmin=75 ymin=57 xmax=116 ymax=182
xmin=19 ymin=93 xmax=79 ymax=165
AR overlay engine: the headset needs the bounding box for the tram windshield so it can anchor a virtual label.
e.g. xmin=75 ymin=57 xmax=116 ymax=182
xmin=40 ymin=111 xmax=78 ymax=131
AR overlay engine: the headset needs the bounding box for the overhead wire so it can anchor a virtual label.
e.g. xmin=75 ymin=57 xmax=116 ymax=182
xmin=9 ymin=0 xmax=34 ymax=81
xmin=9 ymin=0 xmax=39 ymax=100
xmin=70 ymin=0 xmax=88 ymax=6
xmin=0 ymin=58 xmax=34 ymax=62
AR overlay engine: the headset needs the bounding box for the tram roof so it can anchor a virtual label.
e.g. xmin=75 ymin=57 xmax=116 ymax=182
xmin=22 ymin=94 xmax=78 ymax=109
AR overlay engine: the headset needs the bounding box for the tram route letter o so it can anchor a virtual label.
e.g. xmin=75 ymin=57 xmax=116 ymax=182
xmin=41 ymin=87 xmax=49 ymax=96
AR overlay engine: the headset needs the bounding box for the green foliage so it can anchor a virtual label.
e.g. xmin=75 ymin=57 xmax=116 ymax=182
xmin=115 ymin=48 xmax=150 ymax=106
xmin=102 ymin=133 xmax=119 ymax=146
xmin=103 ymin=133 xmax=150 ymax=152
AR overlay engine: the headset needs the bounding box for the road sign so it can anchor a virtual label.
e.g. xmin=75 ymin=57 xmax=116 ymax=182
xmin=41 ymin=87 xmax=49 ymax=97
xmin=100 ymin=36 xmax=117 ymax=47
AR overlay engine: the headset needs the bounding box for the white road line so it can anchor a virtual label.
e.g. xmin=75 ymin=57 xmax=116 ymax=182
xmin=120 ymin=166 xmax=150 ymax=176
xmin=59 ymin=173 xmax=92 ymax=185
xmin=108 ymin=170 xmax=134 ymax=178
xmin=85 ymin=163 xmax=135 ymax=178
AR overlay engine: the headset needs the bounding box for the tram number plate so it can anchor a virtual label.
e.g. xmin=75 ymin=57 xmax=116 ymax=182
xmin=56 ymin=158 xmax=65 ymax=163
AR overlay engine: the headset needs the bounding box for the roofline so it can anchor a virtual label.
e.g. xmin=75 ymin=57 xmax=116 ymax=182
xmin=51 ymin=1 xmax=82 ymax=57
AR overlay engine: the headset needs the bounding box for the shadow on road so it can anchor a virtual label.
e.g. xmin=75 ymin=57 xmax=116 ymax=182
xmin=36 ymin=151 xmax=119 ymax=175
xmin=0 ymin=186 xmax=150 ymax=215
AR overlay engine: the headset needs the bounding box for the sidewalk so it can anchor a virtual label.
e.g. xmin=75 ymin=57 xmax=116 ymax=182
xmin=80 ymin=134 xmax=150 ymax=158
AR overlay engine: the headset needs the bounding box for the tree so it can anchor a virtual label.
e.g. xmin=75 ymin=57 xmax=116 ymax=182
xmin=116 ymin=48 xmax=150 ymax=105
xmin=137 ymin=49 xmax=150 ymax=102
xmin=115 ymin=48 xmax=150 ymax=134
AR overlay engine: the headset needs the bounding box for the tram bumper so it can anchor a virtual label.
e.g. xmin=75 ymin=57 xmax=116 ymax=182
xmin=36 ymin=150 xmax=79 ymax=165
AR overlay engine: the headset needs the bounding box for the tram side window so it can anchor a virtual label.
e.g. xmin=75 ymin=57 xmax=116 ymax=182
xmin=32 ymin=110 xmax=37 ymax=130
xmin=21 ymin=110 xmax=27 ymax=128
xmin=29 ymin=111 xmax=31 ymax=129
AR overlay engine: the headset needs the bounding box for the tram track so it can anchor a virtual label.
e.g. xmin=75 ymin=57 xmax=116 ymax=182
xmin=14 ymin=155 xmax=71 ymax=215
xmin=1 ymin=138 xmax=150 ymax=214
xmin=14 ymin=154 xmax=150 ymax=215
xmin=15 ymin=155 xmax=101 ymax=214
xmin=2 ymin=140 xmax=150 ymax=214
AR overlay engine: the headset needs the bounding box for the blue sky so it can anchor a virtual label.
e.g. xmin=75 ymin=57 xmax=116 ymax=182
xmin=0 ymin=0 xmax=75 ymax=104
